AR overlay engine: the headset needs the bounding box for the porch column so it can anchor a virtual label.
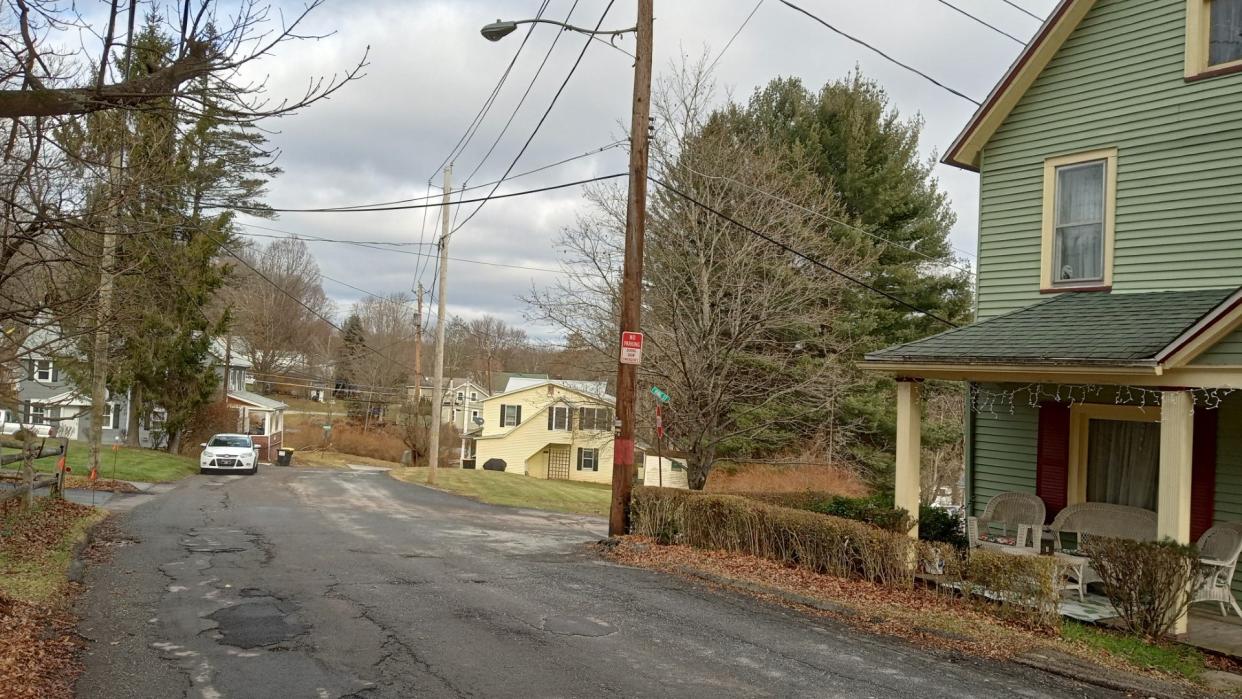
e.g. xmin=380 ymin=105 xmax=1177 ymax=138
xmin=895 ymin=379 xmax=923 ymax=539
xmin=1158 ymin=389 xmax=1194 ymax=635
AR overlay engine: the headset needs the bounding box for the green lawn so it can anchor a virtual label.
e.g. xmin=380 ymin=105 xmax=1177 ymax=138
xmin=1062 ymin=621 xmax=1206 ymax=680
xmin=0 ymin=440 xmax=197 ymax=483
xmin=391 ymin=467 xmax=611 ymax=516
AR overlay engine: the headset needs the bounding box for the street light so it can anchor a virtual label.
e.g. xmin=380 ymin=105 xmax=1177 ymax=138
xmin=480 ymin=18 xmax=637 ymax=42
xmin=482 ymin=2 xmax=653 ymax=537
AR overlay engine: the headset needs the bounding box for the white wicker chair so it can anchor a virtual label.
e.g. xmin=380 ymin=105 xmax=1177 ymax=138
xmin=967 ymin=492 xmax=1046 ymax=550
xmin=1049 ymin=503 xmax=1158 ymax=599
xmin=1191 ymin=522 xmax=1242 ymax=617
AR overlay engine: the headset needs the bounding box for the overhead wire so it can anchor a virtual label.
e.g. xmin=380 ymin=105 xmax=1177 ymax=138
xmin=1000 ymin=0 xmax=1044 ymax=22
xmin=448 ymin=0 xmax=619 ymax=237
xmin=705 ymin=0 xmax=765 ymax=75
xmin=935 ymin=0 xmax=1025 ymax=44
xmin=650 ymin=176 xmax=959 ymax=328
xmin=776 ymin=0 xmax=982 ymax=106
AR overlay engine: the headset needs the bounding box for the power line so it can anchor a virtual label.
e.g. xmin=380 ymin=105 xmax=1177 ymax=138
xmin=449 ymin=0 xmax=619 ymax=237
xmin=427 ymin=0 xmax=552 ymax=181
xmin=935 ymin=0 xmax=1024 ymax=44
xmin=459 ymin=0 xmax=583 ymax=188
xmin=776 ymin=0 xmax=981 ymax=106
xmin=1000 ymin=0 xmax=1044 ymax=22
xmin=706 ymin=0 xmax=765 ymax=75
xmin=230 ymin=173 xmax=625 ymax=214
xmin=650 ymin=176 xmax=958 ymax=328
xmin=679 ymin=164 xmax=977 ymax=271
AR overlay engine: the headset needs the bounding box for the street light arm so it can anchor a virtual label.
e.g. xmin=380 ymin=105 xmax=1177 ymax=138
xmin=480 ymin=18 xmax=638 ymax=42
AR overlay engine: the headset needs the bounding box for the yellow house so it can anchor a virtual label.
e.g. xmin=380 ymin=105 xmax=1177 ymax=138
xmin=471 ymin=380 xmax=616 ymax=484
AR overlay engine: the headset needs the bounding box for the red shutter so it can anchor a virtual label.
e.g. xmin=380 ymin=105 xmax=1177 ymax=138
xmin=1036 ymin=402 xmax=1071 ymax=523
xmin=1191 ymin=409 xmax=1218 ymax=542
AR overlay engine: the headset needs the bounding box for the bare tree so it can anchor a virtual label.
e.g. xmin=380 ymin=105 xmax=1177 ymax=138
xmin=525 ymin=57 xmax=869 ymax=489
xmin=351 ymin=292 xmax=417 ymax=420
xmin=230 ymin=237 xmax=332 ymax=389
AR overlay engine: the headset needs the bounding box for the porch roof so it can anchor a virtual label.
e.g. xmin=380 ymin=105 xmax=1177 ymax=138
xmin=228 ymin=389 xmax=287 ymax=411
xmin=865 ymin=288 xmax=1240 ymax=368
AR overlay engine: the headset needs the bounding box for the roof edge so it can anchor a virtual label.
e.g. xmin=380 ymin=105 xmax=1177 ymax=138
xmin=943 ymin=0 xmax=1092 ymax=171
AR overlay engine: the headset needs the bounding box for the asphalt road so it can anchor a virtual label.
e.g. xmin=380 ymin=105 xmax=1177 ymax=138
xmin=75 ymin=467 xmax=1116 ymax=698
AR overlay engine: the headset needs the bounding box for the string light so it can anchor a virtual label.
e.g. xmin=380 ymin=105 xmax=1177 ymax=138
xmin=967 ymin=383 xmax=1237 ymax=417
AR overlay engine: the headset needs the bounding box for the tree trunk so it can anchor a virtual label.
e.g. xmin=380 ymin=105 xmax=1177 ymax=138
xmin=167 ymin=430 xmax=181 ymax=455
xmin=21 ymin=431 xmax=35 ymax=508
xmin=126 ymin=384 xmax=142 ymax=447
xmin=686 ymin=446 xmax=714 ymax=490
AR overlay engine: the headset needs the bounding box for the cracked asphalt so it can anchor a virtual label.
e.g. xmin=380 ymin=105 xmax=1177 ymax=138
xmin=74 ymin=467 xmax=1118 ymax=698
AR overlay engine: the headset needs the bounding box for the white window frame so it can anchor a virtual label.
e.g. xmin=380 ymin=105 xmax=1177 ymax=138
xmin=469 ymin=391 xmax=478 ymax=401
xmin=577 ymin=447 xmax=599 ymax=472
xmin=29 ymin=403 xmax=46 ymax=425
xmin=501 ymin=404 xmax=520 ymax=427
xmin=1040 ymin=148 xmax=1117 ymax=292
xmin=550 ymin=405 xmax=569 ymax=431
xmin=1187 ymin=0 xmax=1242 ymax=78
xmin=34 ymin=359 xmax=53 ymax=382
xmin=102 ymin=402 xmax=121 ymax=430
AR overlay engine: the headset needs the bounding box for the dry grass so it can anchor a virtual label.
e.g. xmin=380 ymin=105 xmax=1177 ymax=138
xmin=284 ymin=416 xmax=408 ymax=462
xmin=705 ymin=463 xmax=868 ymax=497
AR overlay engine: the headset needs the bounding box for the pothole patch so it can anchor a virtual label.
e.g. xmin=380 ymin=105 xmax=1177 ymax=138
xmin=206 ymin=598 xmax=307 ymax=649
xmin=540 ymin=616 xmax=617 ymax=637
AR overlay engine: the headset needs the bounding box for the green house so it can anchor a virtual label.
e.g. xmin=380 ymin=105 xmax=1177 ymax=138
xmin=863 ymin=0 xmax=1242 ymax=634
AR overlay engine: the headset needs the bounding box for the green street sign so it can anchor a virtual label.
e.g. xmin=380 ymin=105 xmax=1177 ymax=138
xmin=650 ymin=386 xmax=670 ymax=403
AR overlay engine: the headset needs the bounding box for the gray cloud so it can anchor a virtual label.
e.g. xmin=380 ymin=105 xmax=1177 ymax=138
xmin=240 ymin=0 xmax=1058 ymax=338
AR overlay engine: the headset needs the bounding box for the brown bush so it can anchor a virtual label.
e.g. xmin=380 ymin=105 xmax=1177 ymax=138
xmin=283 ymin=415 xmax=458 ymax=465
xmin=630 ymin=487 xmax=914 ymax=586
xmin=705 ymin=463 xmax=868 ymax=496
xmin=179 ymin=402 xmax=240 ymax=456
xmin=1082 ymin=537 xmax=1202 ymax=638
xmin=923 ymin=544 xmax=1062 ymax=631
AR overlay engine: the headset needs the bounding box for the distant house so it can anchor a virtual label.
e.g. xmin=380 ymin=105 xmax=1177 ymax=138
xmin=407 ymin=377 xmax=490 ymax=431
xmin=469 ymin=380 xmax=617 ymax=483
xmin=489 ymin=371 xmax=548 ymax=394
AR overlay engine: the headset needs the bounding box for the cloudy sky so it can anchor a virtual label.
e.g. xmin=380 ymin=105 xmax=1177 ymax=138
xmin=239 ymin=0 xmax=1059 ymax=337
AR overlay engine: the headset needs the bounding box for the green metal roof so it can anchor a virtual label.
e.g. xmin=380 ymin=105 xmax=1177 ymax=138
xmin=865 ymin=288 xmax=1240 ymax=366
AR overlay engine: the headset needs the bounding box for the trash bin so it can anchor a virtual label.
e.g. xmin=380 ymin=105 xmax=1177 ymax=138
xmin=276 ymin=448 xmax=294 ymax=467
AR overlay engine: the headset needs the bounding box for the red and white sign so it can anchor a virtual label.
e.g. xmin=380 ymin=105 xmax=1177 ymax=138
xmin=620 ymin=331 xmax=644 ymax=365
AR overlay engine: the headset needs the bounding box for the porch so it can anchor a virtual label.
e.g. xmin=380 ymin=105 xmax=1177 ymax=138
xmin=862 ymin=287 xmax=1242 ymax=640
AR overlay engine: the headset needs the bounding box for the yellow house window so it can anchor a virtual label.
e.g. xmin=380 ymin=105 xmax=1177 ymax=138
xmin=1187 ymin=0 xmax=1242 ymax=78
xmin=1067 ymin=404 xmax=1162 ymax=507
xmin=1040 ymin=148 xmax=1117 ymax=292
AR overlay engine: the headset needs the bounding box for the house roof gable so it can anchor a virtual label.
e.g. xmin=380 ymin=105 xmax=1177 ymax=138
xmin=944 ymin=0 xmax=1097 ymax=171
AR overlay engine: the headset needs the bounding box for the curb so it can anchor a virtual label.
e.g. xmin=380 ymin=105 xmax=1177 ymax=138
xmin=667 ymin=562 xmax=1209 ymax=699
xmin=66 ymin=515 xmax=107 ymax=584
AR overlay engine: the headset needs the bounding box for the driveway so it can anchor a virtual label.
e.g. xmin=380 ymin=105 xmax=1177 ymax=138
xmin=75 ymin=468 xmax=1115 ymax=698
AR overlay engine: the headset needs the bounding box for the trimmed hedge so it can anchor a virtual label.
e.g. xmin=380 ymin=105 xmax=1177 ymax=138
xmin=631 ymin=487 xmax=914 ymax=586
xmin=727 ymin=491 xmax=968 ymax=549
xmin=633 ymin=487 xmax=1061 ymax=631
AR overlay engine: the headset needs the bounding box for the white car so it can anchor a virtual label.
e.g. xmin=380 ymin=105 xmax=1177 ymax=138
xmin=200 ymin=434 xmax=259 ymax=475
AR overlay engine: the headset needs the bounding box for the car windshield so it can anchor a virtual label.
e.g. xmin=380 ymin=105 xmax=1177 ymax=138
xmin=208 ymin=436 xmax=251 ymax=448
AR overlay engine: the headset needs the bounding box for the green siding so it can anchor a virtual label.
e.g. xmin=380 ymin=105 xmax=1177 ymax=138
xmin=977 ymin=0 xmax=1242 ymax=319
xmin=970 ymin=384 xmax=1038 ymax=516
xmin=1196 ymin=327 xmax=1242 ymax=365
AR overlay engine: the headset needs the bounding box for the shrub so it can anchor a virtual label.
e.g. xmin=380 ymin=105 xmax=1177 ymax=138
xmin=917 ymin=505 xmax=968 ymax=550
xmin=728 ymin=492 xmax=967 ymax=548
xmin=938 ymin=545 xmax=1062 ymax=630
xmin=1082 ymin=537 xmax=1202 ymax=639
xmin=630 ymin=487 xmax=914 ymax=586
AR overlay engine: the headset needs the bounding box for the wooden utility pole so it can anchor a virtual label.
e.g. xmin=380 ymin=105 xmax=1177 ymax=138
xmin=221 ymin=333 xmax=232 ymax=404
xmin=609 ymin=0 xmax=654 ymax=537
xmin=89 ymin=152 xmax=121 ymax=481
xmin=427 ymin=165 xmax=451 ymax=484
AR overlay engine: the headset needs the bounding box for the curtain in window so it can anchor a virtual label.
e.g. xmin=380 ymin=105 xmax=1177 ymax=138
xmin=1086 ymin=419 xmax=1160 ymax=511
xmin=1211 ymin=0 xmax=1242 ymax=66
xmin=1055 ymin=161 xmax=1105 ymax=282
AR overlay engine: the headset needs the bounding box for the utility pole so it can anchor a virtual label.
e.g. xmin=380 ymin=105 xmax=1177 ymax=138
xmin=427 ymin=165 xmax=452 ymax=484
xmin=609 ymin=0 xmax=654 ymax=537
xmin=222 ymin=333 xmax=232 ymax=405
xmin=89 ymin=152 xmax=121 ymax=481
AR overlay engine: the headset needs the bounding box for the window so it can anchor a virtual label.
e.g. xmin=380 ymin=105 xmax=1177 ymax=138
xmin=1067 ymin=404 xmax=1162 ymax=507
xmin=1041 ymin=149 xmax=1116 ymax=291
xmin=209 ymin=435 xmax=253 ymax=448
xmin=548 ymin=405 xmax=569 ymax=431
xmin=34 ymin=359 xmax=53 ymax=382
xmin=470 ymin=409 xmax=480 ymax=422
xmin=456 ymin=391 xmax=465 ymax=402
xmin=102 ymin=403 xmax=121 ymax=430
xmin=470 ymin=392 xmax=478 ymax=401
xmin=29 ymin=403 xmax=45 ymax=425
xmin=578 ymin=407 xmax=613 ymax=431
xmin=576 ymin=447 xmax=599 ymax=472
xmin=1187 ymin=0 xmax=1242 ymax=76
xmin=500 ymin=404 xmax=521 ymax=427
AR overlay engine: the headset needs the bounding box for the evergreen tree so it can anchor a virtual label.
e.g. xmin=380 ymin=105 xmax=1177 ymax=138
xmin=334 ymin=314 xmax=367 ymax=416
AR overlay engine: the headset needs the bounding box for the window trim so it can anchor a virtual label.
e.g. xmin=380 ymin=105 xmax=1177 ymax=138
xmin=576 ymin=447 xmax=599 ymax=472
xmin=1040 ymin=148 xmax=1117 ymax=293
xmin=1066 ymin=403 xmax=1161 ymax=506
xmin=549 ymin=405 xmax=569 ymax=431
xmin=501 ymin=404 xmax=520 ymax=427
xmin=1186 ymin=0 xmax=1242 ymax=80
xmin=34 ymin=359 xmax=53 ymax=382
